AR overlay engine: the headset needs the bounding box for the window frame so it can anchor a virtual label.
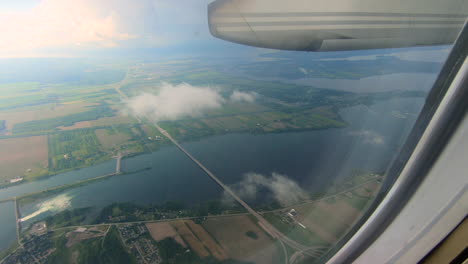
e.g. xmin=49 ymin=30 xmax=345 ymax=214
xmin=324 ymin=20 xmax=468 ymax=264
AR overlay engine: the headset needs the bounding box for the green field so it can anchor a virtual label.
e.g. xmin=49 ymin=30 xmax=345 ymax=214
xmin=0 ymin=56 xmax=425 ymax=182
xmin=13 ymin=105 xmax=115 ymax=135
xmin=48 ymin=129 xmax=108 ymax=172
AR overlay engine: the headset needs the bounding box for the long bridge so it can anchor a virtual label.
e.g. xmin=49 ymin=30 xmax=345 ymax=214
xmin=154 ymin=124 xmax=326 ymax=258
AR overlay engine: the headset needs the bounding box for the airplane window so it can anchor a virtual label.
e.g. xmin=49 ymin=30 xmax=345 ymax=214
xmin=0 ymin=1 xmax=466 ymax=264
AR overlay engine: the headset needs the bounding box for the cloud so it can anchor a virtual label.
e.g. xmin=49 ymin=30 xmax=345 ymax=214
xmin=225 ymin=172 xmax=309 ymax=206
xmin=229 ymin=90 xmax=257 ymax=103
xmin=0 ymin=0 xmax=217 ymax=57
xmin=349 ymin=130 xmax=385 ymax=145
xmin=0 ymin=0 xmax=161 ymax=57
xmin=124 ymin=82 xmax=225 ymax=121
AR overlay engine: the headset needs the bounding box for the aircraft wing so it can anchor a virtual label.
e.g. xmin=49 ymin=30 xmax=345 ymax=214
xmin=208 ymin=0 xmax=467 ymax=51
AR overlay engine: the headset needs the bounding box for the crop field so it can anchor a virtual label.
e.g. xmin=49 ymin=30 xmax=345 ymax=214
xmin=58 ymin=114 xmax=137 ymax=131
xmin=0 ymin=82 xmax=41 ymax=98
xmin=145 ymin=222 xmax=186 ymax=247
xmin=0 ymin=102 xmax=97 ymax=134
xmin=203 ymin=102 xmax=271 ymax=117
xmin=95 ymin=128 xmax=132 ymax=150
xmin=48 ymin=129 xmax=107 ymax=172
xmin=284 ymin=180 xmax=381 ymax=244
xmin=184 ymin=220 xmax=228 ymax=261
xmin=12 ymin=105 xmax=114 ymax=135
xmin=293 ymin=200 xmax=358 ymax=243
xmin=0 ymin=136 xmax=48 ymax=183
xmin=171 ymin=221 xmax=210 ymax=258
xmin=202 ymin=215 xmax=281 ymax=264
xmin=159 ymin=106 xmax=345 ymax=142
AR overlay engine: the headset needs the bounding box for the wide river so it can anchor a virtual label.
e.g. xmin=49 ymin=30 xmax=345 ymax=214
xmin=0 ymin=97 xmax=424 ymax=253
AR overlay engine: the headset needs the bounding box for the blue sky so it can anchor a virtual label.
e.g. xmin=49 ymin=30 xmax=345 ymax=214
xmin=0 ymin=0 xmax=223 ymax=58
xmin=0 ymin=0 xmax=40 ymax=11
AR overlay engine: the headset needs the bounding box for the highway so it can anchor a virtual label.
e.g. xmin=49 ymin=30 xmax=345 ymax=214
xmin=114 ymin=72 xmax=326 ymax=259
xmin=154 ymin=124 xmax=325 ymax=258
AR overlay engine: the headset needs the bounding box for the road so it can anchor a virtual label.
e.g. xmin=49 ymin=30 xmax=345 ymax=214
xmin=51 ymin=212 xmax=253 ymax=232
xmin=112 ymin=69 xmax=333 ymax=259
xmin=154 ymin=124 xmax=325 ymax=258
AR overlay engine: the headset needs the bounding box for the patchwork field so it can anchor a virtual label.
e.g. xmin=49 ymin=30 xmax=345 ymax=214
xmin=265 ymin=179 xmax=382 ymax=248
xmin=48 ymin=129 xmax=107 ymax=172
xmin=95 ymin=128 xmax=131 ymax=150
xmin=159 ymin=105 xmax=346 ymax=142
xmin=171 ymin=221 xmax=210 ymax=258
xmin=146 ymin=222 xmax=186 ymax=247
xmin=0 ymin=136 xmax=48 ymax=183
xmin=0 ymin=102 xmax=96 ymax=134
xmin=58 ymin=115 xmax=136 ymax=131
xmin=202 ymin=215 xmax=282 ymax=264
xmin=184 ymin=220 xmax=228 ymax=261
xmin=293 ymin=199 xmax=360 ymax=243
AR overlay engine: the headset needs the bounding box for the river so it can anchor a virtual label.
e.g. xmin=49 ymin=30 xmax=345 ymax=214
xmin=0 ymin=96 xmax=424 ymax=253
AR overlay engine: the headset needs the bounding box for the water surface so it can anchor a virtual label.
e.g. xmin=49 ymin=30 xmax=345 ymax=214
xmin=0 ymin=201 xmax=16 ymax=253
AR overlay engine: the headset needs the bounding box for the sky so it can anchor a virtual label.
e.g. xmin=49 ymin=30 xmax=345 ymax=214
xmin=0 ymin=0 xmax=457 ymax=60
xmin=0 ymin=0 xmax=218 ymax=58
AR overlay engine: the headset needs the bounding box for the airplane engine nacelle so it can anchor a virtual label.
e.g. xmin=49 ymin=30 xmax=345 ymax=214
xmin=208 ymin=0 xmax=468 ymax=51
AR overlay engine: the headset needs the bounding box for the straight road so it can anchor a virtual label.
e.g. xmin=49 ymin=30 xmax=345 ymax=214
xmin=154 ymin=124 xmax=325 ymax=258
xmin=114 ymin=71 xmax=326 ymax=258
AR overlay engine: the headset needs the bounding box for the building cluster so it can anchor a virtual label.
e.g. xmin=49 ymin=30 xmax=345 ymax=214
xmin=279 ymin=208 xmax=307 ymax=229
xmin=3 ymin=234 xmax=55 ymax=264
xmin=118 ymin=224 xmax=161 ymax=264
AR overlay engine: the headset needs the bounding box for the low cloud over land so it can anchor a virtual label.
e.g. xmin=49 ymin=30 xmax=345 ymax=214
xmin=124 ymin=82 xmax=225 ymax=121
xmin=229 ymin=90 xmax=256 ymax=103
xmin=225 ymin=172 xmax=309 ymax=206
xmin=124 ymin=83 xmax=256 ymax=121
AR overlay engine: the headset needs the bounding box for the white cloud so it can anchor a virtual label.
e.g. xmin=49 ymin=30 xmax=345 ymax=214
xmin=225 ymin=172 xmax=309 ymax=206
xmin=229 ymin=90 xmax=257 ymax=103
xmin=124 ymin=82 xmax=225 ymax=121
xmin=0 ymin=0 xmax=164 ymax=57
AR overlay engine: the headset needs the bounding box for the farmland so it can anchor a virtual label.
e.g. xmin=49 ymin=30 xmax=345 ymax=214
xmin=202 ymin=215 xmax=283 ymax=264
xmin=0 ymin=55 xmax=425 ymax=183
xmin=95 ymin=128 xmax=132 ymax=150
xmin=262 ymin=175 xmax=382 ymax=249
xmin=12 ymin=105 xmax=115 ymax=135
xmin=0 ymin=136 xmax=48 ymax=183
xmin=48 ymin=129 xmax=107 ymax=173
xmin=0 ymin=102 xmax=97 ymax=134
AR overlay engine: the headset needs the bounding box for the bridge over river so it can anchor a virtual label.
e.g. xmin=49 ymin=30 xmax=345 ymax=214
xmin=154 ymin=124 xmax=327 ymax=260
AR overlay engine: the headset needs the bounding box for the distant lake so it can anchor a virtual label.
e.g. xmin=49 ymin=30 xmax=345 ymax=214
xmin=0 ymin=96 xmax=425 ymax=249
xmin=294 ymin=73 xmax=438 ymax=93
